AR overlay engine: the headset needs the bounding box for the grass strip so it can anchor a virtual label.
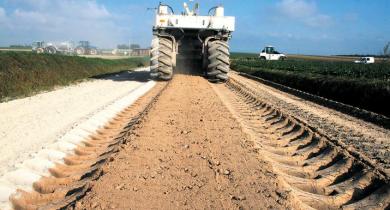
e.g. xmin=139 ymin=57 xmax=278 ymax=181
xmin=0 ymin=52 xmax=148 ymax=101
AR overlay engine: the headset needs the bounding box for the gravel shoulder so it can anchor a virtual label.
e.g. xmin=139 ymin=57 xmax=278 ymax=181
xmin=0 ymin=69 xmax=151 ymax=176
xmin=77 ymin=74 xmax=292 ymax=210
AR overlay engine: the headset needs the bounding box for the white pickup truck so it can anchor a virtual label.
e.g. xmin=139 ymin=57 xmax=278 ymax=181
xmin=259 ymin=46 xmax=287 ymax=61
xmin=354 ymin=57 xmax=375 ymax=64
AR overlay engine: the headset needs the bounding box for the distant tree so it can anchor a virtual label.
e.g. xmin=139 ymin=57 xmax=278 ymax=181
xmin=9 ymin=44 xmax=32 ymax=49
xmin=383 ymin=42 xmax=390 ymax=62
xmin=130 ymin=44 xmax=141 ymax=49
xmin=384 ymin=42 xmax=390 ymax=57
xmin=117 ymin=44 xmax=141 ymax=50
xmin=117 ymin=44 xmax=130 ymax=49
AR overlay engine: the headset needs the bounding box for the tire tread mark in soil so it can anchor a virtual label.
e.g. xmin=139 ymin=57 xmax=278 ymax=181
xmin=213 ymin=77 xmax=390 ymax=210
xmin=9 ymin=82 xmax=169 ymax=210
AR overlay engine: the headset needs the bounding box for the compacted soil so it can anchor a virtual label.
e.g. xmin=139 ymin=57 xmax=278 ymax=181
xmin=0 ymin=70 xmax=151 ymax=177
xmin=77 ymin=74 xmax=293 ymax=209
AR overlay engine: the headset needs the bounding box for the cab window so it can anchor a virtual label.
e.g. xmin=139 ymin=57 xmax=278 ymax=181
xmin=266 ymin=47 xmax=275 ymax=54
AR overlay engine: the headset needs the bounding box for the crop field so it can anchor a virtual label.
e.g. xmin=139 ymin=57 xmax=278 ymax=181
xmin=231 ymin=53 xmax=390 ymax=117
xmin=232 ymin=52 xmax=388 ymax=62
xmin=0 ymin=52 xmax=148 ymax=101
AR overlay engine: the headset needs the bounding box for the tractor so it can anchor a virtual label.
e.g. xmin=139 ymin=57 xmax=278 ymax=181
xmin=32 ymin=41 xmax=74 ymax=55
xmin=74 ymin=41 xmax=98 ymax=55
xmin=150 ymin=1 xmax=235 ymax=82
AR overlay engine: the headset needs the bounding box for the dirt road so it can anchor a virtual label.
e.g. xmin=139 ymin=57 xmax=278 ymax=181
xmin=76 ymin=74 xmax=293 ymax=209
xmin=6 ymin=73 xmax=389 ymax=209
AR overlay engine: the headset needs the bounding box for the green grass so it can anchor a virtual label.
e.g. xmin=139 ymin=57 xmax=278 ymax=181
xmin=231 ymin=55 xmax=390 ymax=117
xmin=231 ymin=52 xmax=258 ymax=60
xmin=0 ymin=51 xmax=148 ymax=101
xmin=232 ymin=59 xmax=390 ymax=81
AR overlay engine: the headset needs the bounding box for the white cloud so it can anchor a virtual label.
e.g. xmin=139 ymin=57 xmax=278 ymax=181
xmin=277 ymin=0 xmax=316 ymax=19
xmin=55 ymin=1 xmax=111 ymax=20
xmin=0 ymin=1 xmax=131 ymax=48
xmin=13 ymin=9 xmax=47 ymax=24
xmin=0 ymin=7 xmax=6 ymax=22
xmin=305 ymin=14 xmax=332 ymax=27
xmin=276 ymin=0 xmax=332 ymax=27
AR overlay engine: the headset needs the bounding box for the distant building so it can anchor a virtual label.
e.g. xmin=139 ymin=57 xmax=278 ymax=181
xmin=112 ymin=48 xmax=132 ymax=55
xmin=131 ymin=48 xmax=150 ymax=56
xmin=110 ymin=48 xmax=150 ymax=56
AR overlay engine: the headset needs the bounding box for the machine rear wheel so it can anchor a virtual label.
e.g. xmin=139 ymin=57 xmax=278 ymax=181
xmin=45 ymin=46 xmax=57 ymax=54
xmin=90 ymin=49 xmax=98 ymax=55
xmin=206 ymin=40 xmax=230 ymax=83
xmin=150 ymin=36 xmax=174 ymax=80
xmin=75 ymin=47 xmax=85 ymax=55
xmin=36 ymin=48 xmax=44 ymax=54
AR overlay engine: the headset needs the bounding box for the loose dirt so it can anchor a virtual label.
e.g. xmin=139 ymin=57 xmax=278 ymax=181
xmin=229 ymin=73 xmax=390 ymax=171
xmin=77 ymin=74 xmax=293 ymax=210
xmin=214 ymin=78 xmax=390 ymax=209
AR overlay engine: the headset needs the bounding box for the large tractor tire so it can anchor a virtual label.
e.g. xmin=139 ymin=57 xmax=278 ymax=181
xmin=45 ymin=46 xmax=57 ymax=54
xmin=36 ymin=48 xmax=44 ymax=54
xmin=75 ymin=47 xmax=85 ymax=55
xmin=150 ymin=36 xmax=174 ymax=80
xmin=89 ymin=48 xmax=98 ymax=55
xmin=206 ymin=40 xmax=230 ymax=82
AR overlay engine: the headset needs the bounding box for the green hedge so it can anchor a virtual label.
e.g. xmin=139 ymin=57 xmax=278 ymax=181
xmin=232 ymin=59 xmax=390 ymax=117
xmin=0 ymin=52 xmax=148 ymax=101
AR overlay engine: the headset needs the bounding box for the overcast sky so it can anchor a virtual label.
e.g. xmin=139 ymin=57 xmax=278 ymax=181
xmin=0 ymin=0 xmax=389 ymax=55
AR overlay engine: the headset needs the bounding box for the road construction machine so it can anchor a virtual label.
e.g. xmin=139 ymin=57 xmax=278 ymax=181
xmin=32 ymin=41 xmax=74 ymax=55
xmin=150 ymin=1 xmax=235 ymax=82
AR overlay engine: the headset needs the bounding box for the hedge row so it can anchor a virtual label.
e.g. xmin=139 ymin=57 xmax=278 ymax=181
xmin=0 ymin=52 xmax=148 ymax=101
xmin=232 ymin=63 xmax=390 ymax=117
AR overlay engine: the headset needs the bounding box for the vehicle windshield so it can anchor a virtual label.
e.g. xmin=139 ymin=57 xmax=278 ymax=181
xmin=265 ymin=47 xmax=276 ymax=54
xmin=264 ymin=47 xmax=282 ymax=54
xmin=32 ymin=42 xmax=42 ymax=48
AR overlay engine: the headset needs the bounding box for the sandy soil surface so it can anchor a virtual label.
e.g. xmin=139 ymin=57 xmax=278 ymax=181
xmin=229 ymin=73 xmax=390 ymax=171
xmin=77 ymin=74 xmax=292 ymax=210
xmin=0 ymin=70 xmax=151 ymax=176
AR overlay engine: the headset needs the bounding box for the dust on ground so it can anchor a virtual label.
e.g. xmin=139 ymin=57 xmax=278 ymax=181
xmin=77 ymin=74 xmax=292 ymax=209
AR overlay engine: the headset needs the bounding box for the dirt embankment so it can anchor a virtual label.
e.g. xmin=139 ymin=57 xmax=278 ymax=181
xmin=77 ymin=74 xmax=292 ymax=209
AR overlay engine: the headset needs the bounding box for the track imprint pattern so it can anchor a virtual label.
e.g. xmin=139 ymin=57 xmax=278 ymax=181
xmin=214 ymin=77 xmax=390 ymax=210
xmin=8 ymin=82 xmax=168 ymax=210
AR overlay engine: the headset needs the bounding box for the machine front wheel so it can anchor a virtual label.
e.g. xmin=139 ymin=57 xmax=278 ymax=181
xmin=45 ymin=46 xmax=57 ymax=54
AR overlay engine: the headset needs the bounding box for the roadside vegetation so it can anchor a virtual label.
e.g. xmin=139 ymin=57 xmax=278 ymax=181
xmin=231 ymin=53 xmax=390 ymax=117
xmin=0 ymin=51 xmax=148 ymax=101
